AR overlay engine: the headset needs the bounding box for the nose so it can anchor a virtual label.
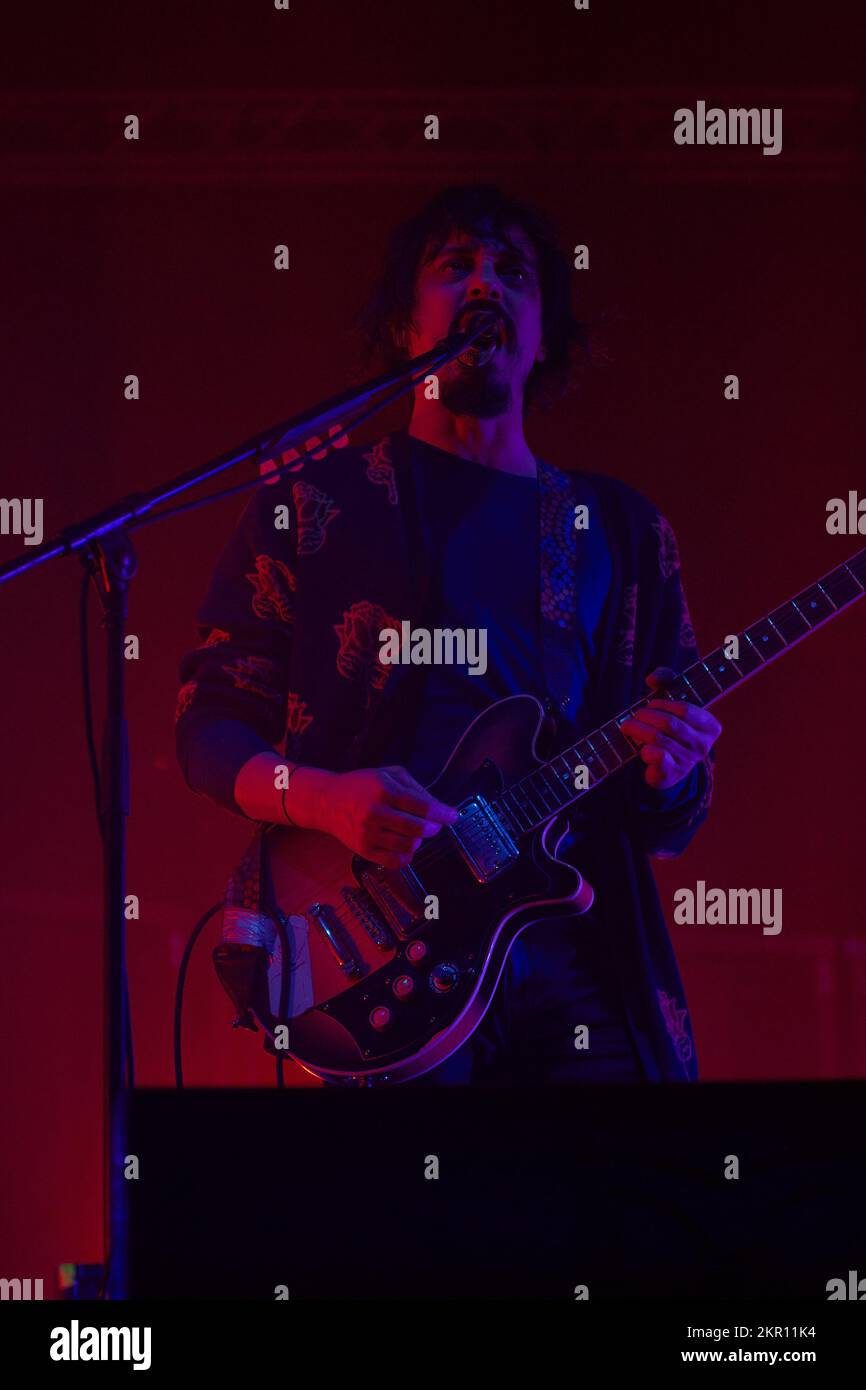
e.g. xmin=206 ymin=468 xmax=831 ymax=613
xmin=464 ymin=259 xmax=504 ymax=300
xmin=467 ymin=277 xmax=502 ymax=302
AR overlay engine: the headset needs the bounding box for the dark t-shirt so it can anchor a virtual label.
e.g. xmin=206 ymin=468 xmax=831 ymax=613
xmin=368 ymin=435 xmax=612 ymax=784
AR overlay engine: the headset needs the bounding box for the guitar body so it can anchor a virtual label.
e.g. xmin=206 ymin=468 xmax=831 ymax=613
xmin=244 ymin=694 xmax=595 ymax=1085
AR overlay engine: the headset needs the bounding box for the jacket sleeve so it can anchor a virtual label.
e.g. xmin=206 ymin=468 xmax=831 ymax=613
xmin=174 ymin=481 xmax=297 ymax=818
xmin=622 ymin=511 xmax=716 ymax=859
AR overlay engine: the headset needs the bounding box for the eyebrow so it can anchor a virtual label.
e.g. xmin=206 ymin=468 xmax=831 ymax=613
xmin=430 ymin=240 xmax=537 ymax=268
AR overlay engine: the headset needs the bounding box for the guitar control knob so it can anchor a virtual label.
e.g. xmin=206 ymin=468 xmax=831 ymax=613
xmin=406 ymin=940 xmax=427 ymax=963
xmin=369 ymin=1006 xmax=391 ymax=1030
xmin=428 ymin=963 xmax=460 ymax=994
xmin=392 ymin=975 xmax=414 ymax=999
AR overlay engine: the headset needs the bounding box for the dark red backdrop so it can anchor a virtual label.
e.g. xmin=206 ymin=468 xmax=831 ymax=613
xmin=1 ymin=0 xmax=864 ymax=1289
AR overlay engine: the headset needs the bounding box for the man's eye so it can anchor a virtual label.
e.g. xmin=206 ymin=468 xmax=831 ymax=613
xmin=501 ymin=264 xmax=528 ymax=280
xmin=442 ymin=258 xmax=471 ymax=271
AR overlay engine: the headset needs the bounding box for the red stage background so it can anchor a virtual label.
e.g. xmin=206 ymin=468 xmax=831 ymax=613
xmin=1 ymin=0 xmax=864 ymax=1289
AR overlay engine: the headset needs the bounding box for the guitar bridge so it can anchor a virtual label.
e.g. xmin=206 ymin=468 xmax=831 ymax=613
xmin=452 ymin=794 xmax=519 ymax=883
xmin=341 ymin=885 xmax=394 ymax=950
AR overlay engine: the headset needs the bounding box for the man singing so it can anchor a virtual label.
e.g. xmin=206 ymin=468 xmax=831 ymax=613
xmin=175 ymin=183 xmax=721 ymax=1085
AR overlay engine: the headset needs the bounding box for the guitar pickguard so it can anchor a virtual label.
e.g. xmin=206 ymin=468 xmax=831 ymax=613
xmin=224 ymin=696 xmax=595 ymax=1084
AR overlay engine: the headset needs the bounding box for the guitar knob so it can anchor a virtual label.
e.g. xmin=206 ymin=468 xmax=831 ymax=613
xmin=369 ymin=1006 xmax=391 ymax=1030
xmin=428 ymin=963 xmax=460 ymax=994
xmin=392 ymin=975 xmax=414 ymax=999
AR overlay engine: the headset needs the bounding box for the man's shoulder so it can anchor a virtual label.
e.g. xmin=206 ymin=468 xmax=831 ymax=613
xmin=540 ymin=458 xmax=663 ymax=524
xmin=253 ymin=432 xmax=397 ymax=501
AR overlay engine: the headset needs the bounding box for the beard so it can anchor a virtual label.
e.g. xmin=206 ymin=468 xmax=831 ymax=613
xmin=440 ymin=362 xmax=511 ymax=418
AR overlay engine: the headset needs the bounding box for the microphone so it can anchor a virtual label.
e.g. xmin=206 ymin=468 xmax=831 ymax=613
xmin=437 ymin=310 xmax=497 ymax=354
xmin=453 ymin=309 xmax=502 ymax=368
xmin=459 ymin=309 xmax=499 ymax=340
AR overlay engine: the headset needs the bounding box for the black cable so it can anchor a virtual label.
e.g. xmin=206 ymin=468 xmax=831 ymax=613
xmin=273 ymin=911 xmax=292 ymax=1089
xmin=81 ymin=563 xmax=137 ymax=1299
xmin=80 ymin=564 xmax=136 ymax=1092
xmin=79 ymin=566 xmax=102 ymax=829
xmin=173 ymin=902 xmax=223 ymax=1089
xmin=124 ymin=973 xmax=134 ymax=1091
xmin=96 ymin=1252 xmax=110 ymax=1301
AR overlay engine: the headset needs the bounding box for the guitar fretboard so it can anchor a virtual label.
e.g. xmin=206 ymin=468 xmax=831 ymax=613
xmin=493 ymin=545 xmax=866 ymax=838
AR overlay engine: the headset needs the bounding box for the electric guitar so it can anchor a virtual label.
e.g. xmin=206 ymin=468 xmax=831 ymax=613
xmin=215 ymin=545 xmax=866 ymax=1085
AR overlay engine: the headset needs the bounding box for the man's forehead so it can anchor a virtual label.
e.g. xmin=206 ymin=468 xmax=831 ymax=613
xmin=423 ymin=224 xmax=537 ymax=264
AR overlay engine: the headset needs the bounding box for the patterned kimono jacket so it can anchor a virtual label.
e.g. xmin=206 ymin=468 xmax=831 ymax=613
xmin=175 ymin=430 xmax=715 ymax=1081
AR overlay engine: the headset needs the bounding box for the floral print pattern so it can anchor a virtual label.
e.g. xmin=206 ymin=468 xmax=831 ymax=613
xmin=292 ymin=480 xmax=340 ymax=554
xmin=222 ymin=655 xmax=282 ymax=702
xmin=652 ymin=513 xmax=681 ymax=579
xmin=175 ymin=680 xmax=198 ymax=722
xmin=616 ymin=583 xmax=638 ymax=667
xmin=245 ymin=554 xmax=296 ymax=623
xmin=363 ymin=436 xmax=399 ymax=505
xmin=334 ymin=599 xmax=400 ymax=707
xmin=285 ymin=691 xmax=314 ymax=739
xmin=657 ymin=988 xmax=693 ymax=1064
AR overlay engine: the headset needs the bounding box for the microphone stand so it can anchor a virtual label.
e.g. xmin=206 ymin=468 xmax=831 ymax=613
xmin=0 ymin=320 xmax=492 ymax=1299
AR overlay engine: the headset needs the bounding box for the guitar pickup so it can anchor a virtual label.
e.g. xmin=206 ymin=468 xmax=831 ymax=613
xmin=356 ymin=862 xmax=426 ymax=940
xmin=452 ymin=794 xmax=519 ymax=883
xmin=307 ymin=902 xmax=362 ymax=975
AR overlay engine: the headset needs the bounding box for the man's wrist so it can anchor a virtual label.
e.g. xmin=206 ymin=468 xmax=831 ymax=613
xmin=639 ymin=762 xmax=700 ymax=809
xmin=233 ymin=753 xmax=334 ymax=827
xmin=288 ymin=766 xmax=335 ymax=830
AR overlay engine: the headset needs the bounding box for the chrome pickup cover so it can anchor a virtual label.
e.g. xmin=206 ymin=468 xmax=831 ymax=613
xmin=452 ymin=794 xmax=519 ymax=883
xmin=357 ymin=863 xmax=427 ymax=940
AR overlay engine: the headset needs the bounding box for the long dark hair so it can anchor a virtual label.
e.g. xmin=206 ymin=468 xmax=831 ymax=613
xmin=356 ymin=183 xmax=592 ymax=411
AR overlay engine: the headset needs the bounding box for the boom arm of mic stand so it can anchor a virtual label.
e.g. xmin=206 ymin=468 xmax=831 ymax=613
xmin=0 ymin=324 xmax=484 ymax=584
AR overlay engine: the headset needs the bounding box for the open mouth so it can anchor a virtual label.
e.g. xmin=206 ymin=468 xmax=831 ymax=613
xmin=456 ymin=315 xmax=505 ymax=367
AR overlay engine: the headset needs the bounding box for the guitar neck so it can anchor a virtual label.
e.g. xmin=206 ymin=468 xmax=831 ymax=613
xmin=494 ymin=545 xmax=866 ymax=837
